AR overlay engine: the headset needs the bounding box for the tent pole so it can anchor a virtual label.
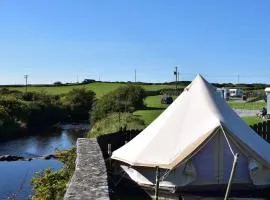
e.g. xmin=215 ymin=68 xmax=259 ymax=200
xmin=155 ymin=166 xmax=160 ymax=200
xmin=224 ymin=153 xmax=239 ymax=200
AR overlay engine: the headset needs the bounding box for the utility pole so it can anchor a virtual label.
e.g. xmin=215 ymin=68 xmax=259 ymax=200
xmin=135 ymin=69 xmax=137 ymax=83
xmin=24 ymin=75 xmax=28 ymax=92
xmin=174 ymin=66 xmax=178 ymax=90
xmin=237 ymin=74 xmax=239 ymax=84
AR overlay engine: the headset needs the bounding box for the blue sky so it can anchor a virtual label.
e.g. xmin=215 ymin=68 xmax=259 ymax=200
xmin=1 ymin=0 xmax=270 ymax=84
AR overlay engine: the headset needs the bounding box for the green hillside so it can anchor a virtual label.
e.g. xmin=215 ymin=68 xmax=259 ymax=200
xmin=7 ymin=82 xmax=181 ymax=98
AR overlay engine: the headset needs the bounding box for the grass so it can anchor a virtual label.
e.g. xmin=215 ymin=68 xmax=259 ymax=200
xmin=228 ymin=101 xmax=266 ymax=110
xmin=88 ymin=112 xmax=145 ymax=138
xmin=242 ymin=116 xmax=265 ymax=126
xmin=134 ymin=109 xmax=164 ymax=125
xmin=7 ymin=82 xmax=180 ymax=98
xmin=134 ymin=95 xmax=175 ymax=125
xmin=134 ymin=95 xmax=265 ymax=126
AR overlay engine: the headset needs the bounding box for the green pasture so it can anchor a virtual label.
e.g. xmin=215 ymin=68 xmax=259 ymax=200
xmin=7 ymin=82 xmax=179 ymax=98
xmin=134 ymin=95 xmax=175 ymax=125
xmin=6 ymin=82 xmax=266 ymax=125
xmin=241 ymin=116 xmax=265 ymax=126
xmin=134 ymin=95 xmax=265 ymax=126
xmin=228 ymin=101 xmax=266 ymax=110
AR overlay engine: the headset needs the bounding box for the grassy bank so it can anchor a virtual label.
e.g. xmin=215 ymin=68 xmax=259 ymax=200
xmin=88 ymin=112 xmax=145 ymax=138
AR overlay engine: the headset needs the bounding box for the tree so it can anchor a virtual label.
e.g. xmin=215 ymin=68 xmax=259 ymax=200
xmin=62 ymin=88 xmax=96 ymax=121
xmin=91 ymin=84 xmax=145 ymax=123
xmin=82 ymin=79 xmax=95 ymax=84
xmin=53 ymin=81 xmax=63 ymax=85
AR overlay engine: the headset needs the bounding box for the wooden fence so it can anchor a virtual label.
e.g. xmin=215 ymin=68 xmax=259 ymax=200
xmin=97 ymin=129 xmax=141 ymax=159
xmin=250 ymin=121 xmax=270 ymax=143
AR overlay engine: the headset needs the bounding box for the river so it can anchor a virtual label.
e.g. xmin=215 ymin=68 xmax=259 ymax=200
xmin=0 ymin=124 xmax=89 ymax=200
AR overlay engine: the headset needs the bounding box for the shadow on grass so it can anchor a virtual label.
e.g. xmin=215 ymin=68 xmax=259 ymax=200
xmin=141 ymin=106 xmax=166 ymax=111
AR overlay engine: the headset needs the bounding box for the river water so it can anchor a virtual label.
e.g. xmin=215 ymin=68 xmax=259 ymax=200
xmin=0 ymin=124 xmax=89 ymax=200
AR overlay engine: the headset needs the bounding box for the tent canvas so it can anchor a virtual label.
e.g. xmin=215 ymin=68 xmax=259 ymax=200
xmin=111 ymin=75 xmax=270 ymax=187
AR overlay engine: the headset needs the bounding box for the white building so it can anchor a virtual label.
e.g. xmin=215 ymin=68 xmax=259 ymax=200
xmin=265 ymin=87 xmax=270 ymax=114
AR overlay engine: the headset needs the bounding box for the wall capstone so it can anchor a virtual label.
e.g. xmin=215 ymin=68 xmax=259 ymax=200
xmin=64 ymin=138 xmax=110 ymax=200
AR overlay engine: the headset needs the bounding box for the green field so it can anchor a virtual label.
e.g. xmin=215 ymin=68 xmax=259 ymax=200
xmin=134 ymin=95 xmax=264 ymax=126
xmin=241 ymin=116 xmax=264 ymax=125
xmin=228 ymin=101 xmax=266 ymax=110
xmin=5 ymin=82 xmax=265 ymax=125
xmin=7 ymin=82 xmax=179 ymax=98
xmin=134 ymin=95 xmax=174 ymax=125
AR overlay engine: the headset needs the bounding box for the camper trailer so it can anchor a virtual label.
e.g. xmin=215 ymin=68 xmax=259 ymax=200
xmin=216 ymin=88 xmax=229 ymax=100
xmin=229 ymin=88 xmax=243 ymax=97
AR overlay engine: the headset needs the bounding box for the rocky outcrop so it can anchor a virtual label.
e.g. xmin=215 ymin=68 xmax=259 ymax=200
xmin=0 ymin=155 xmax=24 ymax=161
xmin=0 ymin=154 xmax=58 ymax=162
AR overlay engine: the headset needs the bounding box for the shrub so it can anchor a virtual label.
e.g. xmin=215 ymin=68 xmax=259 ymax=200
xmin=61 ymin=88 xmax=96 ymax=121
xmin=91 ymin=84 xmax=145 ymax=123
xmin=26 ymin=102 xmax=67 ymax=129
xmin=31 ymin=148 xmax=76 ymax=200
xmin=0 ymin=96 xmax=29 ymax=121
xmin=0 ymin=105 xmax=22 ymax=139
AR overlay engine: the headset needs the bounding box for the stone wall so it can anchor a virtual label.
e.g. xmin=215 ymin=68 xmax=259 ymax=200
xmin=64 ymin=130 xmax=142 ymax=200
xmin=64 ymin=138 xmax=110 ymax=200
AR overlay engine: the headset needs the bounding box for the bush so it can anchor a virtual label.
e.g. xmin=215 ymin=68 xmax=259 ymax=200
xmin=0 ymin=96 xmax=29 ymax=121
xmin=31 ymin=148 xmax=76 ymax=200
xmin=17 ymin=91 xmax=61 ymax=104
xmin=82 ymin=79 xmax=95 ymax=84
xmin=0 ymin=105 xmax=23 ymax=139
xmin=26 ymin=102 xmax=67 ymax=129
xmin=61 ymin=88 xmax=96 ymax=121
xmin=53 ymin=81 xmax=62 ymax=85
xmin=91 ymin=84 xmax=145 ymax=123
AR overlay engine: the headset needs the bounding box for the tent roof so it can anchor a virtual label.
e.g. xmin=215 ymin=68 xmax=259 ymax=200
xmin=111 ymin=75 xmax=270 ymax=169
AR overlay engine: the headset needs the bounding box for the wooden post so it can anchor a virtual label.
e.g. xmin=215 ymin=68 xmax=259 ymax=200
xmin=108 ymin=143 xmax=112 ymax=170
xmin=224 ymin=153 xmax=239 ymax=200
xmin=107 ymin=143 xmax=112 ymax=156
xmin=155 ymin=166 xmax=160 ymax=200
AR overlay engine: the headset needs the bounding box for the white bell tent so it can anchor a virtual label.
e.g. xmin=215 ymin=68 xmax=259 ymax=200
xmin=111 ymin=75 xmax=270 ymax=189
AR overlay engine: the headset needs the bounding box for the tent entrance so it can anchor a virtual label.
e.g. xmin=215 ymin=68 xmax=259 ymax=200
xmin=190 ymin=128 xmax=250 ymax=186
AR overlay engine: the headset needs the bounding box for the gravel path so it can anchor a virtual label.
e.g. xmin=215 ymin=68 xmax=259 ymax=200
xmin=234 ymin=109 xmax=260 ymax=117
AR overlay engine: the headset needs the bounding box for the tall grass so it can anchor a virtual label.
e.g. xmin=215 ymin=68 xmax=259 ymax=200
xmin=88 ymin=113 xmax=145 ymax=138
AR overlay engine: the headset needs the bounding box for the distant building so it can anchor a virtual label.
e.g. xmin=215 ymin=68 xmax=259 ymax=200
xmin=216 ymin=88 xmax=229 ymax=100
xmin=229 ymin=88 xmax=243 ymax=97
xmin=265 ymin=87 xmax=270 ymax=114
